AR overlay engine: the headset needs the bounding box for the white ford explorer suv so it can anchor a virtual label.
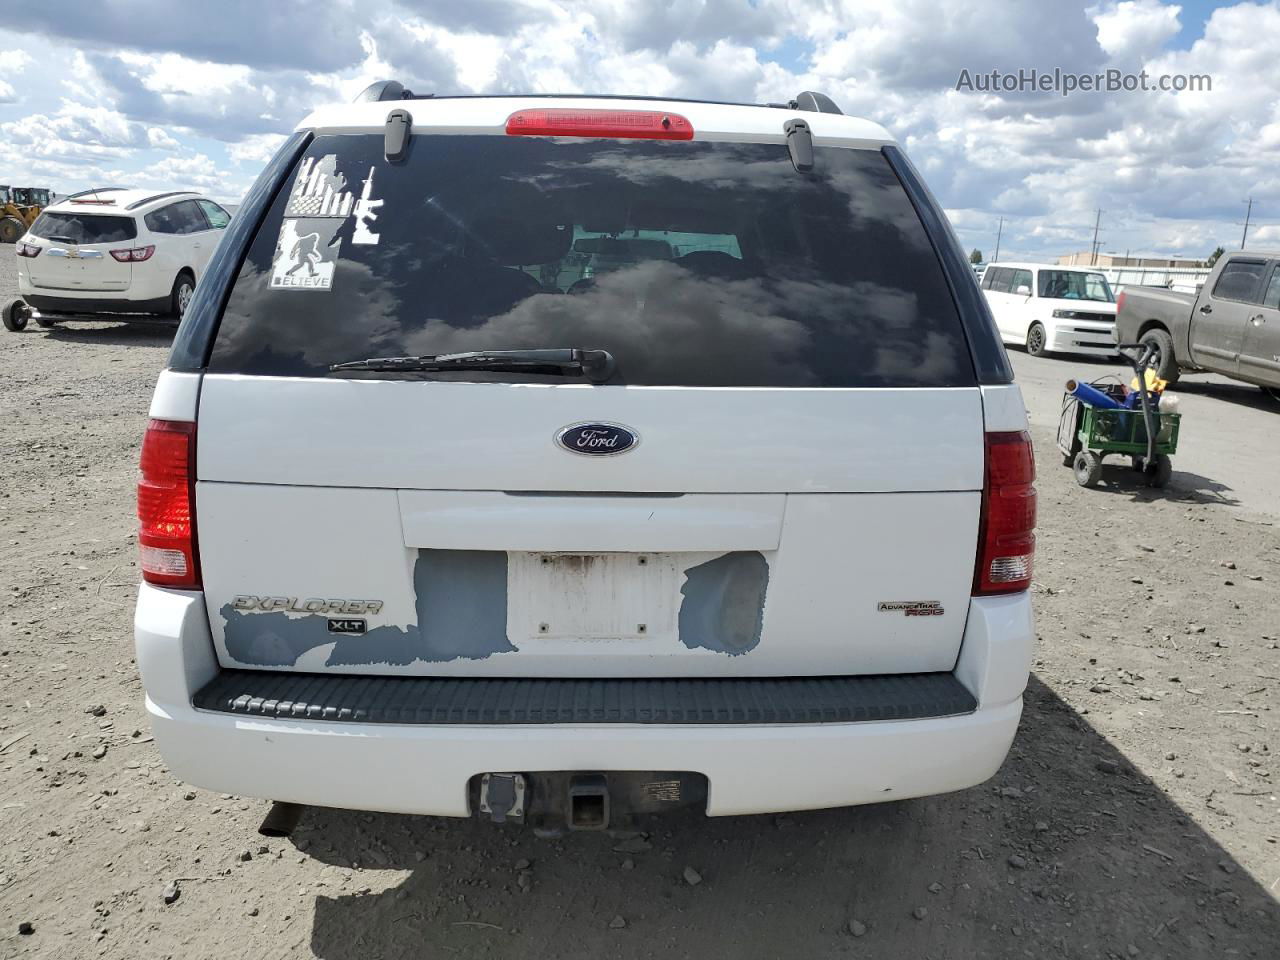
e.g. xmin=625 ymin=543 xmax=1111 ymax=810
xmin=4 ymin=188 xmax=231 ymax=331
xmin=980 ymin=261 xmax=1119 ymax=358
xmin=135 ymin=85 xmax=1036 ymax=831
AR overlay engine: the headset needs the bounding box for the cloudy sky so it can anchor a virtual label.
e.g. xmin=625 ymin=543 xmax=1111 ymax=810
xmin=1 ymin=0 xmax=1277 ymax=261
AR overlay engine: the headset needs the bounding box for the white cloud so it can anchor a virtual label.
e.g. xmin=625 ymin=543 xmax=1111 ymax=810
xmin=0 ymin=1 xmax=1275 ymax=258
xmin=226 ymin=132 xmax=287 ymax=167
xmin=147 ymin=126 xmax=180 ymax=150
xmin=1093 ymin=0 xmax=1182 ymax=62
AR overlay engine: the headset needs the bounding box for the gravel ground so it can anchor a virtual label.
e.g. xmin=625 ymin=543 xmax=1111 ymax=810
xmin=0 ymin=254 xmax=1276 ymax=959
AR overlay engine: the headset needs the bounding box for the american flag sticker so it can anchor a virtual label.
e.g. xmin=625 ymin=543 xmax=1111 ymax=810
xmin=285 ymin=155 xmax=355 ymax=219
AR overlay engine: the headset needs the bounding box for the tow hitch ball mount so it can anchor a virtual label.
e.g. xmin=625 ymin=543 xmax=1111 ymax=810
xmin=479 ymin=772 xmax=613 ymax=831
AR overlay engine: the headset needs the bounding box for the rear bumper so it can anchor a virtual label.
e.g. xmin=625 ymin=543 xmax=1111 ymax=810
xmin=19 ymin=292 xmax=172 ymax=317
xmin=135 ymin=585 xmax=1032 ymax=817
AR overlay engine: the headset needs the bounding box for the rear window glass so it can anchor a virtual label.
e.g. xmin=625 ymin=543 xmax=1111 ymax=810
xmin=30 ymin=211 xmax=137 ymax=244
xmin=209 ymin=134 xmax=975 ymax=387
xmin=1212 ymin=260 xmax=1267 ymax=303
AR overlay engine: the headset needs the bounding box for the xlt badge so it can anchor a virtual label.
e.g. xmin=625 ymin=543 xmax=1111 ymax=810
xmin=877 ymin=601 xmax=945 ymax=617
xmin=327 ymin=618 xmax=367 ymax=635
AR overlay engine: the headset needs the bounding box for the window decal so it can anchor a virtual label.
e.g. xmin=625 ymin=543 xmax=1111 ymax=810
xmin=270 ymin=219 xmax=340 ymax=291
xmin=352 ymin=167 xmax=382 ymax=246
xmin=270 ymin=154 xmax=352 ymax=291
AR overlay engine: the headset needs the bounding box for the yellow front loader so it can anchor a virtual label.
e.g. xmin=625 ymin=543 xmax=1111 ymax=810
xmin=0 ymin=185 xmax=49 ymax=243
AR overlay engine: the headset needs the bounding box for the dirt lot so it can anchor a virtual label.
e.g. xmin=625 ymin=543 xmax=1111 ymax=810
xmin=0 ymin=253 xmax=1276 ymax=960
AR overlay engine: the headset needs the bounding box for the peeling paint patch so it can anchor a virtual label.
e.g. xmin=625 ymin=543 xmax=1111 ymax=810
xmin=408 ymin=550 xmax=514 ymax=663
xmin=219 ymin=550 xmax=516 ymax=667
xmin=677 ymin=551 xmax=768 ymax=655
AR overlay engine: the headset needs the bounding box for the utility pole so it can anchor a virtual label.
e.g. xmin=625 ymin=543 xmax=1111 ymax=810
xmin=1241 ymin=198 xmax=1253 ymax=249
xmin=1089 ymin=209 xmax=1103 ymax=266
xmin=993 ymin=217 xmax=1005 ymax=262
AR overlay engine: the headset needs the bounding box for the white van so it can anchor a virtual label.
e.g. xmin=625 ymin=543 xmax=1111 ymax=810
xmin=981 ymin=262 xmax=1118 ymax=357
xmin=134 ymin=85 xmax=1036 ymax=831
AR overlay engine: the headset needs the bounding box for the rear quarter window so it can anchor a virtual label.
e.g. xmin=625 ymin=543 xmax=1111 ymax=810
xmin=209 ymin=134 xmax=977 ymax=388
xmin=30 ymin=211 xmax=137 ymax=244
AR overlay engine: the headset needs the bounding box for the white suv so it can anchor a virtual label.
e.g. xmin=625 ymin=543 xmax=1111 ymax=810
xmin=981 ymin=262 xmax=1118 ymax=358
xmin=134 ymin=86 xmax=1036 ymax=830
xmin=3 ymin=188 xmax=230 ymax=331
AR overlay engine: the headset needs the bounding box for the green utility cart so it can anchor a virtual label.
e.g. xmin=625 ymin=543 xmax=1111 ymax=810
xmin=1056 ymin=344 xmax=1181 ymax=489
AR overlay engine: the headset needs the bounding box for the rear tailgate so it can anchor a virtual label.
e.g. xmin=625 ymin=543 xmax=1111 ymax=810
xmin=195 ymin=379 xmax=982 ymax=677
xmin=190 ymin=115 xmax=990 ymax=679
xmin=26 ymin=210 xmax=136 ymax=293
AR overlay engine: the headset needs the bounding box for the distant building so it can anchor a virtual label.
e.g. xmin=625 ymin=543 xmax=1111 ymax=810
xmin=1056 ymin=250 xmax=1205 ymax=268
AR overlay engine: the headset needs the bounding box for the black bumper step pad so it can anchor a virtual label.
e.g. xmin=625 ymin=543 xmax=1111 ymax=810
xmin=193 ymin=670 xmax=977 ymax=725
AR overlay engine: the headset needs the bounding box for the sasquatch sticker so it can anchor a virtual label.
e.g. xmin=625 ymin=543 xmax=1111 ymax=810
xmin=270 ymin=219 xmax=340 ymax=290
xmin=268 ymin=154 xmax=383 ymax=290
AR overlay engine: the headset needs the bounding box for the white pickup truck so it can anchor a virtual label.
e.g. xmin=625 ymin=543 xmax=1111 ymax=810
xmin=134 ymin=86 xmax=1035 ymax=832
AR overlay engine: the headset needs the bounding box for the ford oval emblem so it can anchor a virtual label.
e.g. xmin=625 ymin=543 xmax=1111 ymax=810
xmin=555 ymin=421 xmax=639 ymax=457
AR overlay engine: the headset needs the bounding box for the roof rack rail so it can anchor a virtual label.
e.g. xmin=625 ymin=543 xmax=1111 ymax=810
xmin=355 ymin=80 xmax=429 ymax=103
xmin=65 ymin=186 xmax=130 ymax=200
xmin=347 ymin=87 xmax=848 ymax=115
xmin=125 ymin=190 xmax=199 ymax=211
xmin=791 ymin=92 xmax=843 ymax=115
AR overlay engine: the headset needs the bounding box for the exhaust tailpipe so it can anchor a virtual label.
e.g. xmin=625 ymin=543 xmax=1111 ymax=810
xmin=259 ymin=801 xmax=305 ymax=838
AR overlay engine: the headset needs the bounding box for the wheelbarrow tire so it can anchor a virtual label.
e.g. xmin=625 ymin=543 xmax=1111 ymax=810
xmin=2 ymin=299 xmax=30 ymax=332
xmin=1073 ymin=450 xmax=1102 ymax=487
xmin=1146 ymin=454 xmax=1173 ymax=488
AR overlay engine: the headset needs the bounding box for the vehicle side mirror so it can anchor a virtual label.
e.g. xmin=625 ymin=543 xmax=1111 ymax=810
xmin=1016 ymin=285 xmax=1031 ymax=296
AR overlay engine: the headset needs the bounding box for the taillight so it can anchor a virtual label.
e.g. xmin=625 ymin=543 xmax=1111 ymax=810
xmin=505 ymin=109 xmax=694 ymax=140
xmin=110 ymin=245 xmax=155 ymax=262
xmin=15 ymin=241 xmax=40 ymax=257
xmin=1116 ymin=291 xmax=1126 ymax=314
xmin=974 ymin=431 xmax=1036 ymax=594
xmin=137 ymin=419 xmax=200 ymax=589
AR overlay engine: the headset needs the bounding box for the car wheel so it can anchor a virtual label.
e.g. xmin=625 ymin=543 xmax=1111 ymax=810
xmin=1073 ymin=450 xmax=1102 ymax=487
xmin=1138 ymin=327 xmax=1179 ymax=385
xmin=1026 ymin=322 xmax=1049 ymax=357
xmin=2 ymin=299 xmax=30 ymax=332
xmin=35 ymin=315 xmax=57 ymax=328
xmin=1146 ymin=454 xmax=1173 ymax=488
xmin=0 ymin=217 xmax=24 ymax=244
xmin=170 ymin=273 xmax=196 ymax=318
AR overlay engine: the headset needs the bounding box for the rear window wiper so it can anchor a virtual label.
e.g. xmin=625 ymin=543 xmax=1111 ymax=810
xmin=329 ymin=348 xmax=617 ymax=383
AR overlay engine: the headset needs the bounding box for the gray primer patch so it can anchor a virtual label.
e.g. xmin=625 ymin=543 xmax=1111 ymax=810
xmin=220 ymin=550 xmax=515 ymax=668
xmin=677 ymin=551 xmax=768 ymax=656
